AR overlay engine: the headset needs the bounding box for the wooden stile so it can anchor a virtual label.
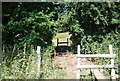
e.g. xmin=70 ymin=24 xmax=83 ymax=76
xmin=57 ymin=38 xmax=69 ymax=46
xmin=67 ymin=38 xmax=69 ymax=46
xmin=57 ymin=39 xmax=59 ymax=46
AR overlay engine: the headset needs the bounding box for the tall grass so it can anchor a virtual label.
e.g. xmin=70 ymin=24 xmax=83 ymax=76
xmin=2 ymin=45 xmax=66 ymax=79
xmin=40 ymin=46 xmax=65 ymax=79
xmin=2 ymin=45 xmax=38 ymax=79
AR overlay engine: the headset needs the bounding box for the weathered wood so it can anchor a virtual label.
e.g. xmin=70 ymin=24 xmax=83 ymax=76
xmin=57 ymin=38 xmax=69 ymax=46
xmin=77 ymin=45 xmax=80 ymax=80
xmin=91 ymin=69 xmax=106 ymax=80
xmin=37 ymin=46 xmax=41 ymax=78
xmin=58 ymin=43 xmax=68 ymax=46
xmin=57 ymin=39 xmax=59 ymax=46
xmin=77 ymin=44 xmax=116 ymax=81
xmin=109 ymin=45 xmax=116 ymax=81
xmin=58 ymin=42 xmax=68 ymax=44
xmin=77 ymin=65 xmax=115 ymax=69
xmin=77 ymin=54 xmax=116 ymax=58
xmin=67 ymin=38 xmax=69 ymax=46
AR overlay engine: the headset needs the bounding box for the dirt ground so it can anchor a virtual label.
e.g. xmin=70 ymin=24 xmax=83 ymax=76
xmin=51 ymin=32 xmax=94 ymax=79
xmin=52 ymin=54 xmax=94 ymax=79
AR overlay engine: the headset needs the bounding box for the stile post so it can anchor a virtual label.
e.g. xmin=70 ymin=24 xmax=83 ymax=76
xmin=57 ymin=39 xmax=59 ymax=46
xmin=67 ymin=38 xmax=69 ymax=51
xmin=77 ymin=45 xmax=80 ymax=80
xmin=37 ymin=46 xmax=41 ymax=78
xmin=109 ymin=44 xmax=116 ymax=81
xmin=67 ymin=38 xmax=69 ymax=46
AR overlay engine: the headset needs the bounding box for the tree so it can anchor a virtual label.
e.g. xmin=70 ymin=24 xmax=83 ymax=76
xmin=58 ymin=2 xmax=119 ymax=48
xmin=2 ymin=2 xmax=62 ymax=50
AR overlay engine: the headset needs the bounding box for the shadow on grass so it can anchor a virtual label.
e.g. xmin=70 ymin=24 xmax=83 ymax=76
xmin=55 ymin=46 xmax=72 ymax=54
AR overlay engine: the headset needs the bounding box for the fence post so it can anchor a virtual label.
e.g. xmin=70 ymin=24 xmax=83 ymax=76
xmin=77 ymin=45 xmax=80 ymax=80
xmin=37 ymin=46 xmax=41 ymax=78
xmin=109 ymin=44 xmax=116 ymax=81
xmin=57 ymin=39 xmax=59 ymax=46
xmin=67 ymin=38 xmax=69 ymax=46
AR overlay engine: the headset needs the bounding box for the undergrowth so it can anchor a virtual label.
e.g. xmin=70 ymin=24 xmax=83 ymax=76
xmin=78 ymin=31 xmax=120 ymax=79
xmin=40 ymin=46 xmax=65 ymax=79
xmin=2 ymin=45 xmax=66 ymax=79
xmin=2 ymin=45 xmax=38 ymax=79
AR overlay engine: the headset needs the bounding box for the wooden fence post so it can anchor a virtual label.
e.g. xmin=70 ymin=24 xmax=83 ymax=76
xmin=57 ymin=39 xmax=59 ymax=46
xmin=77 ymin=45 xmax=80 ymax=80
xmin=109 ymin=44 xmax=116 ymax=81
xmin=37 ymin=46 xmax=41 ymax=78
xmin=67 ymin=38 xmax=69 ymax=46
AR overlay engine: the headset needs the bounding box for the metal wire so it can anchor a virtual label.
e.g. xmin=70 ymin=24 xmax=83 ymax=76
xmin=14 ymin=53 xmax=37 ymax=57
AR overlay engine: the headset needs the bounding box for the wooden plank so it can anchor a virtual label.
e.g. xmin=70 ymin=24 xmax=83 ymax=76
xmin=77 ymin=54 xmax=116 ymax=58
xmin=57 ymin=43 xmax=68 ymax=46
xmin=109 ymin=44 xmax=116 ymax=81
xmin=77 ymin=65 xmax=115 ymax=69
xmin=58 ymin=42 xmax=68 ymax=44
xmin=91 ymin=69 xmax=106 ymax=80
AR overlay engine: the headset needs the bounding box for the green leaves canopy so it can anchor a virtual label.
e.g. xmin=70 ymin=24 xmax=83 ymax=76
xmin=58 ymin=2 xmax=120 ymax=47
xmin=2 ymin=2 xmax=60 ymax=48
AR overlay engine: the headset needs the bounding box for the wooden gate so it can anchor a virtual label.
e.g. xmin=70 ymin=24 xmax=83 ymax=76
xmin=77 ymin=45 xmax=116 ymax=81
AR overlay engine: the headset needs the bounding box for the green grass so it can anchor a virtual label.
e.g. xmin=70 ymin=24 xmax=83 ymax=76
xmin=40 ymin=47 xmax=67 ymax=79
xmin=2 ymin=45 xmax=74 ymax=79
xmin=2 ymin=55 xmax=38 ymax=79
xmin=3 ymin=31 xmax=119 ymax=79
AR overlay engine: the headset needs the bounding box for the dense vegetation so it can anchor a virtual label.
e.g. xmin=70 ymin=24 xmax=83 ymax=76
xmin=2 ymin=2 xmax=61 ymax=49
xmin=2 ymin=2 xmax=62 ymax=79
xmin=2 ymin=2 xmax=120 ymax=79
xmin=59 ymin=2 xmax=120 ymax=78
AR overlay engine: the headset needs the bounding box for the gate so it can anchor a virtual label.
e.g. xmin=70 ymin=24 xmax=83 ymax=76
xmin=77 ymin=44 xmax=116 ymax=81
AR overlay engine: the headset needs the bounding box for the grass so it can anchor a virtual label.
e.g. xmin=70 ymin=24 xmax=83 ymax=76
xmin=40 ymin=47 xmax=67 ymax=79
xmin=3 ymin=31 xmax=119 ymax=79
xmin=2 ymin=55 xmax=38 ymax=79
xmin=2 ymin=41 xmax=75 ymax=79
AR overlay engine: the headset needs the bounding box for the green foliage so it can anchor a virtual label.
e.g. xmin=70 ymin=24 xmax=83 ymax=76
xmin=2 ymin=2 xmax=66 ymax=79
xmin=59 ymin=2 xmax=120 ymax=77
xmin=2 ymin=2 xmax=61 ymax=51
xmin=2 ymin=2 xmax=120 ymax=79
xmin=39 ymin=46 xmax=65 ymax=79
xmin=2 ymin=54 xmax=38 ymax=79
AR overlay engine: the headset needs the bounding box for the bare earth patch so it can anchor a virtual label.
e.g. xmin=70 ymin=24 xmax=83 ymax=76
xmin=52 ymin=54 xmax=94 ymax=79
